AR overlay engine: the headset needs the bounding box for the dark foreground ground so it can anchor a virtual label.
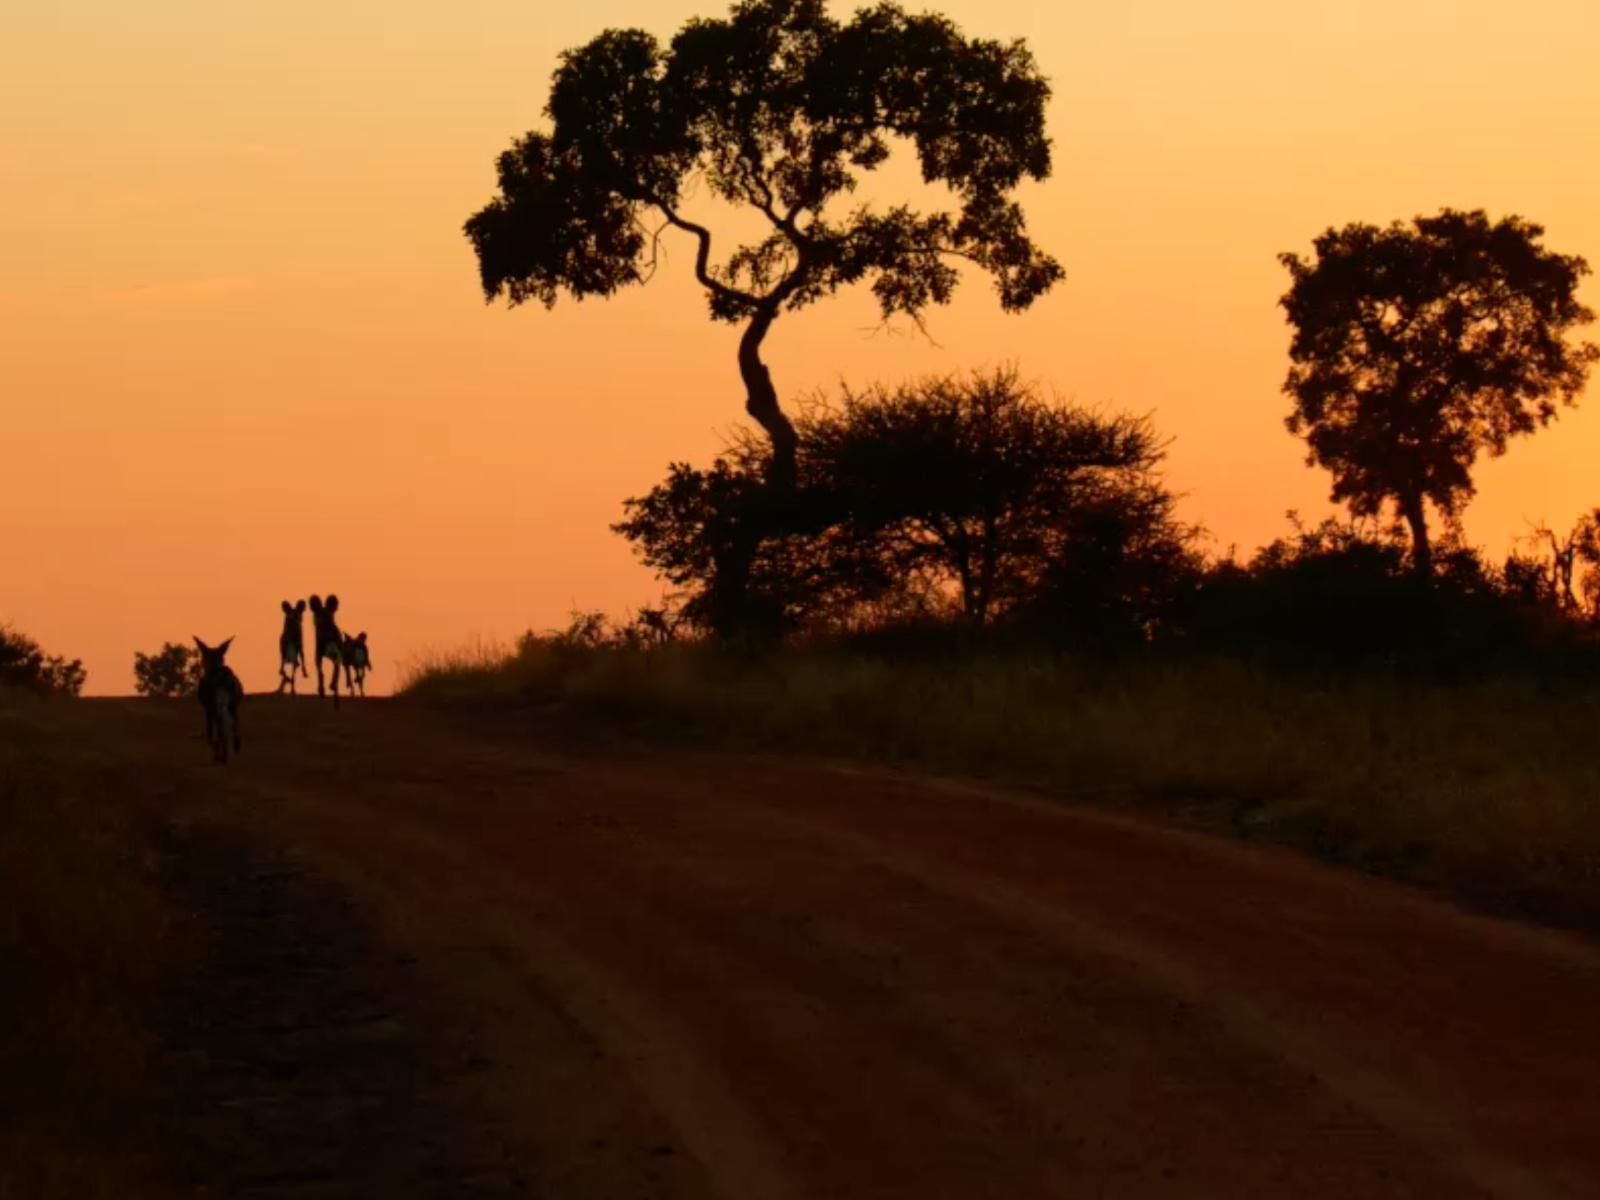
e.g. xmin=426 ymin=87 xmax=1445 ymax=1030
xmin=22 ymin=696 xmax=1600 ymax=1197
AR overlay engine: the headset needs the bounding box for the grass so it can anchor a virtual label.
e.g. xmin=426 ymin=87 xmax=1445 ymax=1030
xmin=0 ymin=690 xmax=189 ymax=1199
xmin=402 ymin=635 xmax=1600 ymax=935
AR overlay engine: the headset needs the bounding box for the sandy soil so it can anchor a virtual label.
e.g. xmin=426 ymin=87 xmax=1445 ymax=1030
xmin=105 ymin=696 xmax=1600 ymax=1199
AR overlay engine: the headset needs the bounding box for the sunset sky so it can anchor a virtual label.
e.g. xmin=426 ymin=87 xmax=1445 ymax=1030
xmin=3 ymin=0 xmax=1598 ymax=694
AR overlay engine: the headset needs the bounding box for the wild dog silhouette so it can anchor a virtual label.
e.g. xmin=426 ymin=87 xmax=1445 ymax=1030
xmin=277 ymin=599 xmax=308 ymax=694
xmin=194 ymin=637 xmax=243 ymax=763
xmin=341 ymin=631 xmax=371 ymax=697
xmin=308 ymin=594 xmax=345 ymax=707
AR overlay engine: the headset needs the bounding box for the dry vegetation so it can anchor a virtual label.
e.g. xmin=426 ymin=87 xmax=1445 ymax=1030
xmin=0 ymin=692 xmax=188 ymax=1199
xmin=403 ymin=635 xmax=1600 ymax=934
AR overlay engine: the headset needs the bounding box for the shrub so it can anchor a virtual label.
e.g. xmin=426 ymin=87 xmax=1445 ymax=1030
xmin=133 ymin=642 xmax=201 ymax=699
xmin=0 ymin=625 xmax=86 ymax=696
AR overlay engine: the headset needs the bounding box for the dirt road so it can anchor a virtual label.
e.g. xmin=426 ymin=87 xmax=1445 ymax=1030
xmin=108 ymin=696 xmax=1600 ymax=1198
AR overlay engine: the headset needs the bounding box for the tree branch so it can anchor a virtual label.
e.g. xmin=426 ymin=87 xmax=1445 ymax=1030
xmin=655 ymin=202 xmax=763 ymax=310
xmin=634 ymin=212 xmax=674 ymax=285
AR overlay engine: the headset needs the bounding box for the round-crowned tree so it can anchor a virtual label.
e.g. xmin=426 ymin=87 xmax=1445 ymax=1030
xmin=1279 ymin=209 xmax=1597 ymax=578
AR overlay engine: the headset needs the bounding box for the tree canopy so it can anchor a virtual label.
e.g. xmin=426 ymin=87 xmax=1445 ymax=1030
xmin=465 ymin=0 xmax=1062 ymax=488
xmin=803 ymin=370 xmax=1179 ymax=626
xmin=1279 ymin=209 xmax=1597 ymax=576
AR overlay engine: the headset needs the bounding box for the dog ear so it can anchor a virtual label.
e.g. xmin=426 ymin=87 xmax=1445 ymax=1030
xmin=327 ymin=594 xmax=340 ymax=611
xmin=295 ymin=599 xmax=306 ymax=613
xmin=194 ymin=637 xmax=210 ymax=653
xmin=357 ymin=632 xmax=367 ymax=643
xmin=309 ymin=595 xmax=322 ymax=612
xmin=282 ymin=600 xmax=292 ymax=613
xmin=219 ymin=637 xmax=234 ymax=655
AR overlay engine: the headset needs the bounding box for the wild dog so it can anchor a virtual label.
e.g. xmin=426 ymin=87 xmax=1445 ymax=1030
xmin=308 ymin=594 xmax=345 ymax=707
xmin=277 ymin=599 xmax=308 ymax=694
xmin=194 ymin=637 xmax=243 ymax=763
xmin=341 ymin=631 xmax=371 ymax=697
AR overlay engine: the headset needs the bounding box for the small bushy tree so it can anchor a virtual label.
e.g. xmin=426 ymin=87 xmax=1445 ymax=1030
xmin=803 ymin=369 xmax=1186 ymax=627
xmin=133 ymin=642 xmax=201 ymax=699
xmin=0 ymin=626 xmax=85 ymax=697
xmin=617 ymin=370 xmax=1197 ymax=636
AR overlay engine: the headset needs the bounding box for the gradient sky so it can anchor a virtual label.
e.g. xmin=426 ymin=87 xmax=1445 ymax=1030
xmin=3 ymin=1 xmax=1598 ymax=693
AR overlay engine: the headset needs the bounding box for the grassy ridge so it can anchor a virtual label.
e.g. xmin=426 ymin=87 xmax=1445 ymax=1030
xmin=403 ymin=638 xmax=1600 ymax=934
xmin=0 ymin=693 xmax=187 ymax=1199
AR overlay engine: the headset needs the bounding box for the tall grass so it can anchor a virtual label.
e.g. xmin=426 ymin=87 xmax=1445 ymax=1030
xmin=402 ymin=635 xmax=1600 ymax=933
xmin=0 ymin=691 xmax=188 ymax=1198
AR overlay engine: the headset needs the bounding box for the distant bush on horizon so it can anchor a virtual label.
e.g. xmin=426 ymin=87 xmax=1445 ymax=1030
xmin=0 ymin=624 xmax=86 ymax=697
xmin=133 ymin=642 xmax=203 ymax=699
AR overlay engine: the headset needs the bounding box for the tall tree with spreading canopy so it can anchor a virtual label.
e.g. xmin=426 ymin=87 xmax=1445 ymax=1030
xmin=1279 ymin=209 xmax=1597 ymax=578
xmin=466 ymin=0 xmax=1062 ymax=628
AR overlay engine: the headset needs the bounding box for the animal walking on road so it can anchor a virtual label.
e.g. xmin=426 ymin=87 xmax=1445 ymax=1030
xmin=341 ymin=631 xmax=372 ymax=697
xmin=194 ymin=637 xmax=243 ymax=763
xmin=277 ymin=599 xmax=308 ymax=694
xmin=308 ymin=594 xmax=345 ymax=707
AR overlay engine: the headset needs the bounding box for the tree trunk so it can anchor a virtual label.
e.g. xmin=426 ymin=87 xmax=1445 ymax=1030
xmin=1401 ymin=492 xmax=1432 ymax=580
xmin=739 ymin=306 xmax=798 ymax=493
xmin=707 ymin=536 xmax=759 ymax=641
xmin=708 ymin=305 xmax=796 ymax=639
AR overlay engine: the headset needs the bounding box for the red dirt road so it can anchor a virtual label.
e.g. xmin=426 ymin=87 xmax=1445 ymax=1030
xmin=119 ymin=697 xmax=1600 ymax=1198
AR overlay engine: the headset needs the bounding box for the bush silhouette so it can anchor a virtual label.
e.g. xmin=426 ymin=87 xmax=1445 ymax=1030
xmin=133 ymin=642 xmax=201 ymax=699
xmin=617 ymin=370 xmax=1197 ymax=637
xmin=1184 ymin=516 xmax=1596 ymax=675
xmin=804 ymin=369 xmax=1196 ymax=631
xmin=0 ymin=626 xmax=85 ymax=697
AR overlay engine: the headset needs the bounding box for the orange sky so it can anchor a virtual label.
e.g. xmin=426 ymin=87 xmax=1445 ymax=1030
xmin=3 ymin=1 xmax=1598 ymax=694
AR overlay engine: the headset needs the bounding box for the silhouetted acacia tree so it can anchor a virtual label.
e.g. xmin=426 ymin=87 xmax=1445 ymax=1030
xmin=133 ymin=642 xmax=201 ymax=699
xmin=617 ymin=370 xmax=1193 ymax=635
xmin=1280 ymin=209 xmax=1597 ymax=579
xmin=0 ymin=626 xmax=86 ymax=697
xmin=467 ymin=0 xmax=1062 ymax=630
xmin=805 ymin=369 xmax=1178 ymax=626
